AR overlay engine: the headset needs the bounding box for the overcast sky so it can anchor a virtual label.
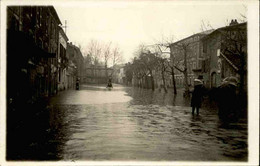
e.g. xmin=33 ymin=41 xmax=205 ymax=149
xmin=54 ymin=1 xmax=249 ymax=63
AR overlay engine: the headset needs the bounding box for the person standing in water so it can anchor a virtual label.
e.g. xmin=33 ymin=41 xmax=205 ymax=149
xmin=190 ymin=78 xmax=205 ymax=115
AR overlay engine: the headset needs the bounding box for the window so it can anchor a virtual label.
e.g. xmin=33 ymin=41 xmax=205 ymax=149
xmin=198 ymin=60 xmax=202 ymax=69
xmin=203 ymin=42 xmax=207 ymax=53
xmin=59 ymin=69 xmax=61 ymax=82
xmin=10 ymin=16 xmax=19 ymax=31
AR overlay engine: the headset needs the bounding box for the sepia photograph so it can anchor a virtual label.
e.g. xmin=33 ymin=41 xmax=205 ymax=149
xmin=0 ymin=0 xmax=259 ymax=165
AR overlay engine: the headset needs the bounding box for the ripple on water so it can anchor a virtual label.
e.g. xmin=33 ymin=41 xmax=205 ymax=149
xmin=47 ymin=86 xmax=247 ymax=161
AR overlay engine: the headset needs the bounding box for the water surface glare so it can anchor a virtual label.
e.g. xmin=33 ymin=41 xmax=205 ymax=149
xmin=48 ymin=84 xmax=247 ymax=161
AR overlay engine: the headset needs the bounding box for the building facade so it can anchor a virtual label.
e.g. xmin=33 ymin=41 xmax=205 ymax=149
xmin=85 ymin=65 xmax=113 ymax=84
xmin=170 ymin=30 xmax=213 ymax=87
xmin=7 ymin=6 xmax=61 ymax=104
xmin=200 ymin=21 xmax=247 ymax=89
xmin=67 ymin=43 xmax=85 ymax=84
xmin=57 ymin=26 xmax=69 ymax=91
xmin=118 ymin=67 xmax=126 ymax=84
xmin=112 ymin=64 xmax=125 ymax=84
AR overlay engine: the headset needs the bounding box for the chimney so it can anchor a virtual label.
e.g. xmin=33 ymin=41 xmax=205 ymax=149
xmin=229 ymin=19 xmax=238 ymax=26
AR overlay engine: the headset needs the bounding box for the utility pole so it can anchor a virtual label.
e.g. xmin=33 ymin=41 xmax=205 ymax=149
xmin=61 ymin=20 xmax=68 ymax=34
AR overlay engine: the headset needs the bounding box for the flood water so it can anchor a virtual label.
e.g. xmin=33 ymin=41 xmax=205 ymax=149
xmin=7 ymin=84 xmax=247 ymax=161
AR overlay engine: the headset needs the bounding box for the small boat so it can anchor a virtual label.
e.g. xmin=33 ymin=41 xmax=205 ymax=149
xmin=106 ymin=86 xmax=113 ymax=90
xmin=106 ymin=83 xmax=113 ymax=90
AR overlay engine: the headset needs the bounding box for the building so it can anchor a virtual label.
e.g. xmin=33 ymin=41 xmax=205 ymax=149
xmin=112 ymin=64 xmax=125 ymax=84
xmin=200 ymin=20 xmax=247 ymax=89
xmin=170 ymin=30 xmax=214 ymax=87
xmin=85 ymin=64 xmax=113 ymax=84
xmin=67 ymin=43 xmax=85 ymax=84
xmin=118 ymin=67 xmax=126 ymax=84
xmin=57 ymin=26 xmax=69 ymax=90
xmin=7 ymin=6 xmax=61 ymax=105
xmin=123 ymin=62 xmax=134 ymax=86
xmin=66 ymin=60 xmax=77 ymax=89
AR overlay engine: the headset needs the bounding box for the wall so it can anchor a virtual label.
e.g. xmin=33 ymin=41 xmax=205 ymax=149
xmin=7 ymin=6 xmax=61 ymax=103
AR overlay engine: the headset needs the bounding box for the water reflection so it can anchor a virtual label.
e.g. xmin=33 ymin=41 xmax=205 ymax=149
xmin=7 ymin=85 xmax=247 ymax=161
xmin=51 ymin=84 xmax=247 ymax=161
xmin=126 ymin=87 xmax=191 ymax=107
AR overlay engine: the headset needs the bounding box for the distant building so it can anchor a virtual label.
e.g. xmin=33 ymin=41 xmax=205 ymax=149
xmin=118 ymin=68 xmax=126 ymax=84
xmin=200 ymin=21 xmax=247 ymax=89
xmin=170 ymin=30 xmax=214 ymax=87
xmin=123 ymin=62 xmax=133 ymax=86
xmin=85 ymin=64 xmax=113 ymax=84
xmin=67 ymin=43 xmax=85 ymax=84
xmin=66 ymin=60 xmax=77 ymax=89
xmin=112 ymin=64 xmax=125 ymax=84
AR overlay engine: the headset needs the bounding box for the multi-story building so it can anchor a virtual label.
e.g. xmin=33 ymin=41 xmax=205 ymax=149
xmin=57 ymin=26 xmax=69 ymax=90
xmin=200 ymin=20 xmax=247 ymax=89
xmin=67 ymin=43 xmax=85 ymax=84
xmin=169 ymin=30 xmax=214 ymax=87
xmin=66 ymin=60 xmax=77 ymax=89
xmin=112 ymin=64 xmax=125 ymax=84
xmin=118 ymin=67 xmax=126 ymax=84
xmin=85 ymin=64 xmax=113 ymax=84
xmin=7 ymin=6 xmax=61 ymax=104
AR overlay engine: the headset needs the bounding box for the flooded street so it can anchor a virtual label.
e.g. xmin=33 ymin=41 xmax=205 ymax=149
xmin=5 ymin=3 xmax=257 ymax=164
xmin=44 ymin=84 xmax=247 ymax=161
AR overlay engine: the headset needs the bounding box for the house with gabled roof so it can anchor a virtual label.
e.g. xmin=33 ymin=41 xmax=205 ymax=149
xmin=169 ymin=29 xmax=214 ymax=87
xmin=200 ymin=20 xmax=247 ymax=89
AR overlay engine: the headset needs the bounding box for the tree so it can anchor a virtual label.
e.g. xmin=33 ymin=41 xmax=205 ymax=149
xmin=112 ymin=45 xmax=123 ymax=67
xmin=145 ymin=45 xmax=169 ymax=93
xmin=220 ymin=22 xmax=247 ymax=95
xmin=133 ymin=44 xmax=160 ymax=91
xmin=109 ymin=45 xmax=123 ymax=82
xmin=154 ymin=35 xmax=178 ymax=94
xmin=85 ymin=39 xmax=103 ymax=83
xmin=139 ymin=51 xmax=158 ymax=91
xmin=171 ymin=42 xmax=191 ymax=96
xmin=124 ymin=62 xmax=133 ymax=86
xmin=157 ymin=55 xmax=168 ymax=93
xmin=103 ymin=42 xmax=112 ymax=79
xmin=155 ymin=41 xmax=189 ymax=95
xmin=86 ymin=39 xmax=103 ymax=66
xmin=132 ymin=57 xmax=148 ymax=88
xmin=165 ymin=55 xmax=177 ymax=94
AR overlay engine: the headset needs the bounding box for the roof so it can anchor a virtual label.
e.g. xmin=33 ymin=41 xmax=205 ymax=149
xmin=170 ymin=29 xmax=214 ymax=46
xmin=217 ymin=22 xmax=246 ymax=31
xmin=201 ymin=22 xmax=247 ymax=41
xmin=199 ymin=29 xmax=215 ymax=35
xmin=201 ymin=22 xmax=247 ymax=71
xmin=67 ymin=43 xmax=84 ymax=59
xmin=50 ymin=6 xmax=62 ymax=25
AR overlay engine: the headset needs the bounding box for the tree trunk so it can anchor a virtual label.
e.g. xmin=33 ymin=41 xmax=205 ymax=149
xmin=105 ymin=64 xmax=108 ymax=81
xmin=183 ymin=50 xmax=189 ymax=96
xmin=145 ymin=76 xmax=148 ymax=89
xmin=171 ymin=67 xmax=177 ymax=94
xmin=150 ymin=70 xmax=155 ymax=91
xmin=162 ymin=69 xmax=168 ymax=93
xmin=170 ymin=53 xmax=177 ymax=95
